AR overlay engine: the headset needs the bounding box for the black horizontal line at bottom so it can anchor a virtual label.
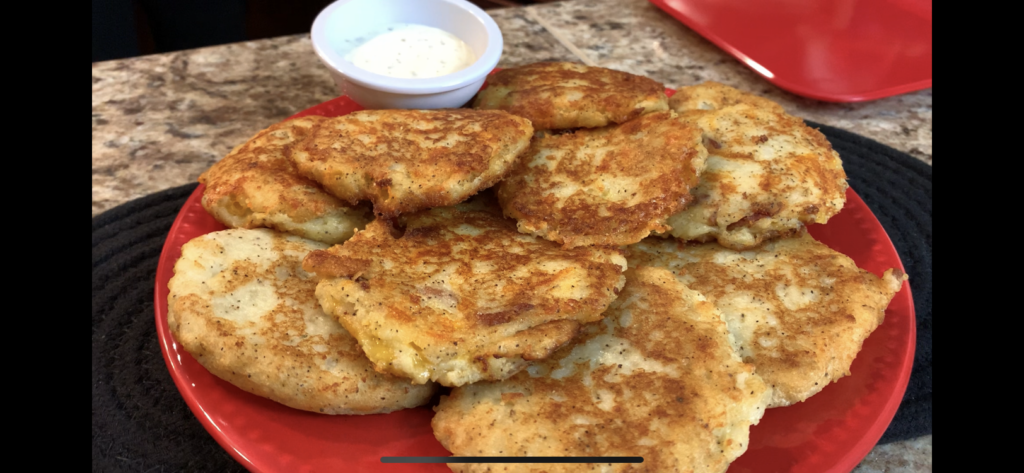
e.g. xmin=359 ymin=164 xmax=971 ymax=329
xmin=381 ymin=457 xmax=643 ymax=464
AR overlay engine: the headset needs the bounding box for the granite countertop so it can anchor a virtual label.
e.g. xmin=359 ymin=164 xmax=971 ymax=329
xmin=91 ymin=0 xmax=931 ymax=470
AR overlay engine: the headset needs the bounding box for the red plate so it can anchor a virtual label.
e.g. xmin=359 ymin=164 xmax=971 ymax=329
xmin=155 ymin=95 xmax=915 ymax=473
xmin=649 ymin=0 xmax=932 ymax=102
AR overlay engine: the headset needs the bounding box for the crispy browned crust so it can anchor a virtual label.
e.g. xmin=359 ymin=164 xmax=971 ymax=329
xmin=198 ymin=116 xmax=372 ymax=244
xmin=473 ymin=62 xmax=668 ymax=130
xmin=167 ymin=229 xmax=437 ymax=415
xmin=497 ymin=111 xmax=708 ymax=248
xmin=289 ymin=109 xmax=533 ymax=218
xmin=628 ymin=232 xmax=908 ymax=407
xmin=432 ymin=266 xmax=770 ymax=472
xmin=669 ymin=81 xmax=785 ymax=113
xmin=665 ymin=102 xmax=848 ymax=250
xmin=303 ymin=205 xmax=627 ymax=387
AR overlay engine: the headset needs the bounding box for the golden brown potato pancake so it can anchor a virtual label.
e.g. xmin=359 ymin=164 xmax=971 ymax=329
xmin=289 ymin=109 xmax=533 ymax=218
xmin=669 ymin=81 xmax=785 ymax=114
xmin=473 ymin=62 xmax=668 ymax=130
xmin=628 ymin=232 xmax=907 ymax=407
xmin=198 ymin=116 xmax=372 ymax=245
xmin=303 ymin=204 xmax=627 ymax=387
xmin=167 ymin=228 xmax=437 ymax=414
xmin=432 ymin=266 xmax=770 ymax=472
xmin=497 ymin=111 xmax=707 ymax=248
xmin=664 ymin=102 xmax=848 ymax=249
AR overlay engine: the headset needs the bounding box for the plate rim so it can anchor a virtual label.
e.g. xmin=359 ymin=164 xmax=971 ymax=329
xmin=647 ymin=0 xmax=932 ymax=102
xmin=814 ymin=188 xmax=917 ymax=472
xmin=154 ymin=185 xmax=263 ymax=471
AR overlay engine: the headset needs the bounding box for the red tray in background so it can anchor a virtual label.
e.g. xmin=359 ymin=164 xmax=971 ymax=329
xmin=155 ymin=95 xmax=915 ymax=473
xmin=649 ymin=0 xmax=932 ymax=102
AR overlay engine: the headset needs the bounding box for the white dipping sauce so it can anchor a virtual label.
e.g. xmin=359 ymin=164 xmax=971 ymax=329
xmin=343 ymin=24 xmax=477 ymax=79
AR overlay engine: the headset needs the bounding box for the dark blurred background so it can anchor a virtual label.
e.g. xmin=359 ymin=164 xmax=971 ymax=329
xmin=92 ymin=0 xmax=553 ymax=62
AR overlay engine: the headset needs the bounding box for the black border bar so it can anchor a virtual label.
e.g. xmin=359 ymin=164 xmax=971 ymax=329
xmin=381 ymin=457 xmax=643 ymax=464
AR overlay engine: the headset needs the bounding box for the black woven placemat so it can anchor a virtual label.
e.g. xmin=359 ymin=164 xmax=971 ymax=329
xmin=91 ymin=122 xmax=932 ymax=472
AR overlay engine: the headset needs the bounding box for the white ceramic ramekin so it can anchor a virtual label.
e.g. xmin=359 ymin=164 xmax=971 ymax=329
xmin=310 ymin=0 xmax=502 ymax=109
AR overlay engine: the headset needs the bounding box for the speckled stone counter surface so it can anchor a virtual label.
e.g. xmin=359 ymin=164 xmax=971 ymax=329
xmin=91 ymin=0 xmax=932 ymax=470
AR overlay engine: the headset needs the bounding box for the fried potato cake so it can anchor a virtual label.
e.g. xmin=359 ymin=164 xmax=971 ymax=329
xmin=628 ymin=232 xmax=907 ymax=407
xmin=497 ymin=111 xmax=708 ymax=248
xmin=664 ymin=103 xmax=848 ymax=249
xmin=198 ymin=116 xmax=372 ymax=245
xmin=432 ymin=266 xmax=770 ymax=472
xmin=473 ymin=62 xmax=668 ymax=130
xmin=669 ymin=81 xmax=785 ymax=113
xmin=167 ymin=228 xmax=437 ymax=414
xmin=302 ymin=205 xmax=627 ymax=387
xmin=289 ymin=109 xmax=533 ymax=218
